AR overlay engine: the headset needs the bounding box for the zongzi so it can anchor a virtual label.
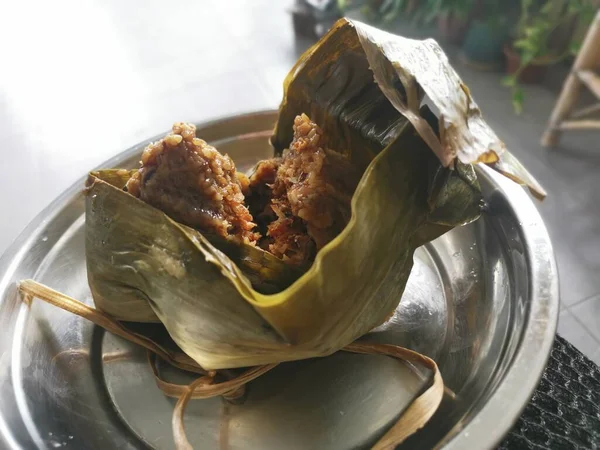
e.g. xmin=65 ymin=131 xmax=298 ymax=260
xmin=39 ymin=17 xmax=545 ymax=371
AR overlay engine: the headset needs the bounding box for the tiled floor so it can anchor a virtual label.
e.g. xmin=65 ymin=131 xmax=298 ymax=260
xmin=0 ymin=1 xmax=598 ymax=364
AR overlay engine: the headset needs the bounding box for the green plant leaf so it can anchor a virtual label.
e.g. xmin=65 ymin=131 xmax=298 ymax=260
xmin=580 ymin=5 xmax=596 ymax=22
xmin=521 ymin=51 xmax=536 ymax=66
xmin=567 ymin=1 xmax=592 ymax=15
xmin=360 ymin=5 xmax=377 ymax=20
xmin=512 ymin=86 xmax=524 ymax=115
xmin=540 ymin=1 xmax=555 ymax=15
xmin=501 ymin=76 xmax=516 ymax=87
xmin=514 ymin=39 xmax=535 ymax=52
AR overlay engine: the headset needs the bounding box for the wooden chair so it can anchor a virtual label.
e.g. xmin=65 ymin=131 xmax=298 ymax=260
xmin=542 ymin=11 xmax=600 ymax=147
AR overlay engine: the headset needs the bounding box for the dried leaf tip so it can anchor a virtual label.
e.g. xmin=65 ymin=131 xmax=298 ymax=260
xmin=346 ymin=18 xmax=546 ymax=200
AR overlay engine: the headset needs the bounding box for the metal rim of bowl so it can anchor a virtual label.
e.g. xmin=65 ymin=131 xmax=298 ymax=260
xmin=445 ymin=163 xmax=558 ymax=449
xmin=0 ymin=109 xmax=559 ymax=450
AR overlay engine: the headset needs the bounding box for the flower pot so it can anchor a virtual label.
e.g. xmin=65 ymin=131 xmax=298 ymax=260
xmin=503 ymin=45 xmax=548 ymax=84
xmin=438 ymin=12 xmax=469 ymax=45
xmin=460 ymin=20 xmax=507 ymax=71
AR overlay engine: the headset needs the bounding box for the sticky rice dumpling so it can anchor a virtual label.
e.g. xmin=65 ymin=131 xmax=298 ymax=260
xmin=75 ymin=17 xmax=546 ymax=370
xmin=81 ymin=102 xmax=484 ymax=370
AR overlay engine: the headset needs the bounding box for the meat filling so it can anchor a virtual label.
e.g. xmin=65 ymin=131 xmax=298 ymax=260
xmin=249 ymin=114 xmax=361 ymax=265
xmin=125 ymin=115 xmax=361 ymax=266
xmin=245 ymin=158 xmax=281 ymax=242
xmin=125 ymin=122 xmax=258 ymax=244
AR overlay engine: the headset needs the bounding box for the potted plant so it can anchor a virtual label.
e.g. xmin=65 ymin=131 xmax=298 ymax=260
xmin=503 ymin=0 xmax=595 ymax=113
xmin=337 ymin=0 xmax=427 ymax=24
xmin=460 ymin=0 xmax=512 ymax=70
xmin=425 ymin=0 xmax=476 ymax=44
xmin=357 ymin=0 xmax=409 ymax=23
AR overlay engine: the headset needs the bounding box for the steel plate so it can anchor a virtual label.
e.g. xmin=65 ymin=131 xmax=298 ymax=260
xmin=0 ymin=110 xmax=559 ymax=450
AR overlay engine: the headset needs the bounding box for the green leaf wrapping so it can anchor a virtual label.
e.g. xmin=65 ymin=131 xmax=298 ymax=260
xmin=83 ymin=17 xmax=555 ymax=370
xmin=274 ymin=18 xmax=546 ymax=199
xmin=86 ymin=111 xmax=481 ymax=369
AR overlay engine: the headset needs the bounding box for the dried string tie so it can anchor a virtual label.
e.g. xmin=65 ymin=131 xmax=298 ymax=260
xmin=18 ymin=279 xmax=444 ymax=450
xmin=19 ymin=279 xmax=206 ymax=374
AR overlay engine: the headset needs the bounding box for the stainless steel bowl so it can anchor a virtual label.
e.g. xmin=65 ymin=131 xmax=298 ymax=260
xmin=0 ymin=111 xmax=559 ymax=450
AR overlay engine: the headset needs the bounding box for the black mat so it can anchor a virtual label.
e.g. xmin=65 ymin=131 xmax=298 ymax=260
xmin=498 ymin=335 xmax=600 ymax=449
